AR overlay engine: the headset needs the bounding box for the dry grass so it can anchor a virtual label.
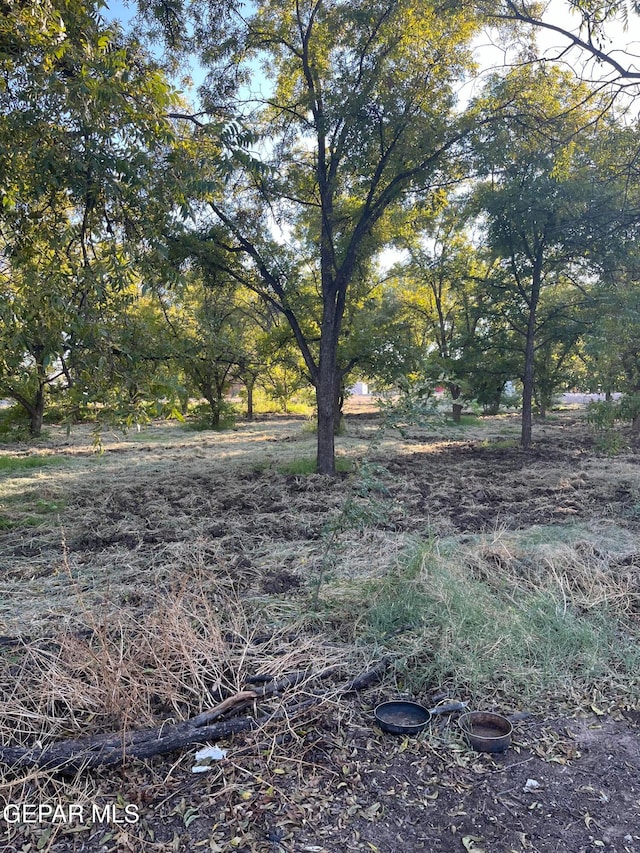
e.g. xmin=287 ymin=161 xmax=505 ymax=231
xmin=2 ymin=581 xmax=344 ymax=739
xmin=466 ymin=524 xmax=640 ymax=614
xmin=0 ymin=557 xmax=354 ymax=838
xmin=1 ymin=408 xmax=639 ymax=851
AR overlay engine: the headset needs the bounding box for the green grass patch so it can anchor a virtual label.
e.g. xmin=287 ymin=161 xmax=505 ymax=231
xmin=0 ymin=494 xmax=66 ymax=530
xmin=321 ymin=536 xmax=640 ymax=705
xmin=277 ymin=456 xmax=354 ymax=476
xmin=0 ymin=454 xmax=66 ymax=476
xmin=444 ymin=414 xmax=482 ymax=427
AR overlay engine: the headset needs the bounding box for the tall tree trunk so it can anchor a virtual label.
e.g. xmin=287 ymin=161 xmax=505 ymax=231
xmin=521 ymin=334 xmax=535 ymax=449
xmin=245 ymin=377 xmax=254 ymax=420
xmin=316 ymin=313 xmax=339 ymax=475
xmin=521 ymin=263 xmax=542 ymax=450
xmin=451 ymin=384 xmax=462 ymax=424
xmin=207 ymin=399 xmax=221 ymax=427
xmin=200 ymin=378 xmax=221 ymax=428
xmin=30 ymin=386 xmax=45 ymax=437
xmin=316 ymin=370 xmax=337 ymax=475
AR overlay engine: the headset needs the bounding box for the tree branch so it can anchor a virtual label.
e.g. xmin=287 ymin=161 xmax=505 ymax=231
xmin=493 ymin=2 xmax=640 ymax=81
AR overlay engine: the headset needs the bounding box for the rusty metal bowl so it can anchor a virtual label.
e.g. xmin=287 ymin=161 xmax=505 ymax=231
xmin=458 ymin=711 xmax=512 ymax=753
xmin=374 ymin=701 xmax=432 ymax=735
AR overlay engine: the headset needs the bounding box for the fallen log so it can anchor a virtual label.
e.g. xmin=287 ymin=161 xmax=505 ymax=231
xmin=0 ymin=698 xmax=320 ymax=773
xmin=0 ymin=659 xmax=389 ymax=773
xmin=191 ymin=670 xmax=310 ymax=727
xmin=342 ymin=657 xmax=390 ymax=693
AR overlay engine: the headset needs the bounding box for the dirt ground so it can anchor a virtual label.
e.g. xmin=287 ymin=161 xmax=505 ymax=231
xmin=0 ymin=406 xmax=639 ymax=853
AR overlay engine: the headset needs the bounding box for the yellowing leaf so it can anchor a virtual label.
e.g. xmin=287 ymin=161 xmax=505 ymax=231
xmin=462 ymin=836 xmax=486 ymax=853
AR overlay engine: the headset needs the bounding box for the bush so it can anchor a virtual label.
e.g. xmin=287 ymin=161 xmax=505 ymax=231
xmin=185 ymin=400 xmax=238 ymax=431
xmin=0 ymin=406 xmax=34 ymax=441
xmin=586 ymin=398 xmax=631 ymax=454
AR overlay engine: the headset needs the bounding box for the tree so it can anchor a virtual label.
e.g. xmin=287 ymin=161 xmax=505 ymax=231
xmin=0 ymin=0 xmax=178 ymax=432
xmin=532 ymin=283 xmax=591 ymax=417
xmin=390 ymin=209 xmax=491 ymax=421
xmin=472 ymin=65 xmax=609 ymax=447
xmin=161 ymin=0 xmax=484 ymax=472
xmin=0 ymin=220 xmax=77 ymax=435
xmin=582 ymin=210 xmax=640 ymax=429
xmin=170 ymin=277 xmax=258 ymax=427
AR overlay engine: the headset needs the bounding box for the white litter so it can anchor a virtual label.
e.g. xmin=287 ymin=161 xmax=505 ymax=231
xmin=195 ymin=745 xmax=227 ymax=762
xmin=191 ymin=745 xmax=227 ymax=773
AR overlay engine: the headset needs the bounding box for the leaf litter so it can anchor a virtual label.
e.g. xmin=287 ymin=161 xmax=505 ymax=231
xmin=0 ymin=410 xmax=638 ymax=851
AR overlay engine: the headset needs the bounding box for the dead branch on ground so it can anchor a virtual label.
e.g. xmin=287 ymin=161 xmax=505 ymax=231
xmin=0 ymin=660 xmax=389 ymax=773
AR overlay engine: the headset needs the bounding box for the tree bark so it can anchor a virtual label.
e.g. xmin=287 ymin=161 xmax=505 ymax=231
xmin=245 ymin=377 xmax=254 ymax=420
xmin=316 ymin=371 xmax=337 ymax=474
xmin=204 ymin=392 xmax=221 ymax=427
xmin=521 ymin=255 xmax=543 ymax=450
xmin=30 ymin=386 xmax=45 ymax=436
xmin=451 ymin=384 xmax=462 ymax=423
xmin=316 ymin=302 xmax=340 ymax=474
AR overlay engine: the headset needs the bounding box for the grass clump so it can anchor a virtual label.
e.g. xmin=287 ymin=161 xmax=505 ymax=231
xmin=330 ymin=533 xmax=640 ymax=706
xmin=278 ymin=456 xmax=354 ymax=476
xmin=0 ymin=496 xmax=66 ymax=529
xmin=0 ymin=454 xmax=65 ymax=475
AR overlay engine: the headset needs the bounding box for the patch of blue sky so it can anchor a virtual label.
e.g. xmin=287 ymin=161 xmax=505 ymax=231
xmin=99 ymin=0 xmax=273 ymax=112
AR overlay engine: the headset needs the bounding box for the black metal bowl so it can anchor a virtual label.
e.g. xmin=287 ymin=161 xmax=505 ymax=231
xmin=374 ymin=701 xmax=432 ymax=735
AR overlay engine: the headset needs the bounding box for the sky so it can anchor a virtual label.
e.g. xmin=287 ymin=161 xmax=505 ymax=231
xmin=101 ymin=0 xmax=208 ymax=101
xmin=465 ymin=3 xmax=640 ymax=105
xmin=101 ymin=0 xmax=640 ymax=112
xmin=103 ymin=0 xmax=640 ymax=119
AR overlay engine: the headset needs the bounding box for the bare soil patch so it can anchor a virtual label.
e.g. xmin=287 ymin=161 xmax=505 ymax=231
xmin=0 ymin=411 xmax=638 ymax=852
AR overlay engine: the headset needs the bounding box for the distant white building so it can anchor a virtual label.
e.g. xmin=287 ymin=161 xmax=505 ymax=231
xmin=350 ymin=381 xmax=369 ymax=395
